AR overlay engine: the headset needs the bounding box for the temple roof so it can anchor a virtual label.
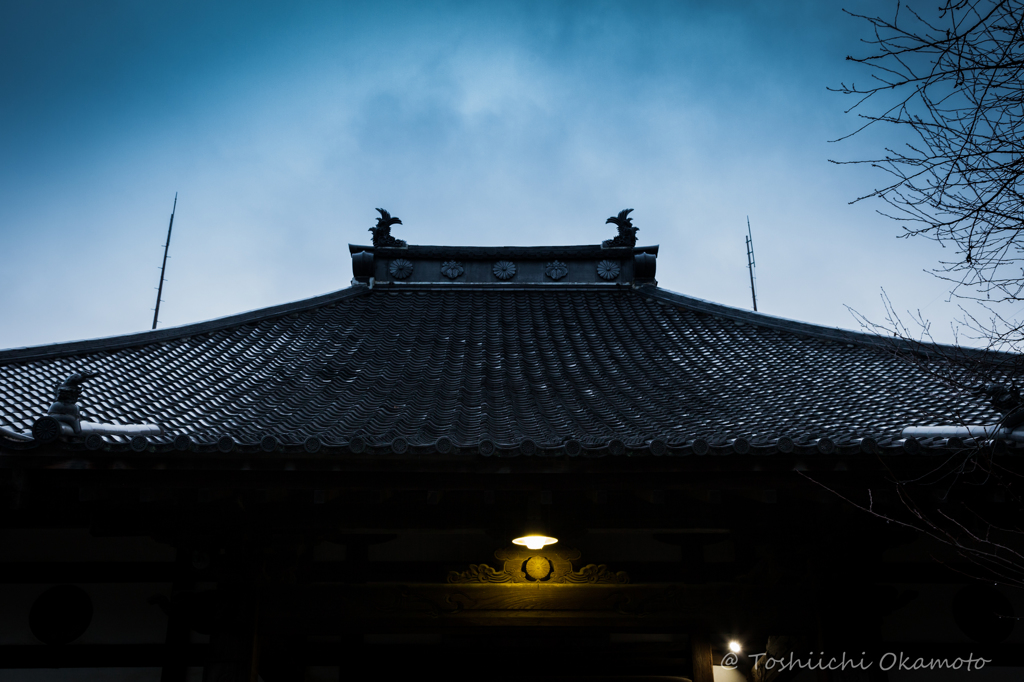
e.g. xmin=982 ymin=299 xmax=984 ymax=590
xmin=0 ymin=238 xmax=1011 ymax=456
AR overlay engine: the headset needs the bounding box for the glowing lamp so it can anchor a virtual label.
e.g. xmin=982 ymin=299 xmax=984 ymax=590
xmin=728 ymin=640 xmax=742 ymax=653
xmin=512 ymin=535 xmax=558 ymax=550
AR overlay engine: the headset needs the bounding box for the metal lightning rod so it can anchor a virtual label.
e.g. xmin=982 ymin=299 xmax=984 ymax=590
xmin=745 ymin=216 xmax=757 ymax=312
xmin=152 ymin=193 xmax=177 ymax=330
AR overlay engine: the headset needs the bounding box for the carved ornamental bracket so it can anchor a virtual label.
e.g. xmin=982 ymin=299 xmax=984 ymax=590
xmin=448 ymin=546 xmax=629 ymax=584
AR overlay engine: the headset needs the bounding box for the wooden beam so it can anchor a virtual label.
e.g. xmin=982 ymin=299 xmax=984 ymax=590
xmin=0 ymin=560 xmax=987 ymax=584
xmin=254 ymin=583 xmax=817 ymax=634
xmin=691 ymin=633 xmax=713 ymax=682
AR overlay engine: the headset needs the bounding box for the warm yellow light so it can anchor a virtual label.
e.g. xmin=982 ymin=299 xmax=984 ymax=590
xmin=513 ymin=535 xmax=558 ymax=550
xmin=728 ymin=640 xmax=742 ymax=653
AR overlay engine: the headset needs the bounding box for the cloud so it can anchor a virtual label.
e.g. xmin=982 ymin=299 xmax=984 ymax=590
xmin=0 ymin=0 xmax=979 ymax=348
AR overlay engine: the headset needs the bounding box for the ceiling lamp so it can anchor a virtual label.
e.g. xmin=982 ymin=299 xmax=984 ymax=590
xmin=512 ymin=535 xmax=558 ymax=550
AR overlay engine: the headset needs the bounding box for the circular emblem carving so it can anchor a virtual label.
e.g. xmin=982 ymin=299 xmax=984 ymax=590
xmin=32 ymin=416 xmax=62 ymax=443
xmin=524 ymin=556 xmax=553 ymax=581
xmin=649 ymin=439 xmax=667 ymax=456
xmin=441 ymin=261 xmax=465 ymax=279
xmin=391 ymin=437 xmax=409 ymax=454
xmin=564 ymin=439 xmax=582 ymax=457
xmin=520 ymin=438 xmax=537 ymax=456
xmin=691 ymin=438 xmax=710 ymax=456
xmin=260 ymin=435 xmax=278 ymax=452
xmin=492 ymin=261 xmax=517 ymax=280
xmin=85 ymin=434 xmax=103 ymax=450
xmin=597 ymin=260 xmax=621 ymax=280
xmin=388 ymin=259 xmax=413 ymax=280
xmin=217 ymin=436 xmax=235 ymax=453
xmin=434 ymin=436 xmax=453 ymax=454
xmin=479 ymin=438 xmax=495 ymax=456
xmin=348 ymin=436 xmax=367 ymax=454
xmin=545 ymin=261 xmax=568 ymax=280
xmin=304 ymin=436 xmax=322 ymax=453
xmin=174 ymin=434 xmax=192 ymax=451
xmin=130 ymin=436 xmax=148 ymax=452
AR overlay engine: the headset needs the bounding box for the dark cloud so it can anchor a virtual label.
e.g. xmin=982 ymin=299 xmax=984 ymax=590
xmin=0 ymin=0 xmax=964 ymax=349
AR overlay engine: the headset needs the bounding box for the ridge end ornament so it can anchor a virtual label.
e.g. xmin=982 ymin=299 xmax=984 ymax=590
xmin=45 ymin=371 xmax=101 ymax=435
xmin=602 ymin=208 xmax=638 ymax=248
xmin=370 ymin=208 xmax=406 ymax=248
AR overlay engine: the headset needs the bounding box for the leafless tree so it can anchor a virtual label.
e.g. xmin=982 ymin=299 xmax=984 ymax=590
xmin=834 ymin=293 xmax=1024 ymax=589
xmin=834 ymin=0 xmax=1024 ymax=347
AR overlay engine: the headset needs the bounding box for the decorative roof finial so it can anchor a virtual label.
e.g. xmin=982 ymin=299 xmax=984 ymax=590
xmin=603 ymin=209 xmax=638 ymax=248
xmin=981 ymin=382 xmax=1024 ymax=428
xmin=49 ymin=371 xmax=101 ymax=435
xmin=31 ymin=370 xmax=163 ymax=443
xmin=369 ymin=208 xmax=406 ymax=248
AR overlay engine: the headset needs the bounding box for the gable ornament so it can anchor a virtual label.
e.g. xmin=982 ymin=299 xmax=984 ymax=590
xmin=447 ymin=545 xmax=629 ymax=584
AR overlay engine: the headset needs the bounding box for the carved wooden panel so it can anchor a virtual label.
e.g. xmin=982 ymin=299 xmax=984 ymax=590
xmin=447 ymin=546 xmax=629 ymax=584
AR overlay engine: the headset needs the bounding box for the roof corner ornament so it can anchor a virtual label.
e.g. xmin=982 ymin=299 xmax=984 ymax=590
xmin=602 ymin=208 xmax=638 ymax=248
xmin=901 ymin=381 xmax=1024 ymax=443
xmin=369 ymin=208 xmax=406 ymax=248
xmin=983 ymin=382 xmax=1024 ymax=428
xmin=31 ymin=371 xmax=162 ymax=444
xmin=46 ymin=371 xmax=101 ymax=435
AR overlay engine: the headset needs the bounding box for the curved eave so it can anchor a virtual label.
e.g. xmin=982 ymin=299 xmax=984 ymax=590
xmin=0 ymin=286 xmax=371 ymax=364
xmin=3 ymin=432 xmax=1013 ymax=459
xmin=636 ymin=284 xmax=1021 ymax=366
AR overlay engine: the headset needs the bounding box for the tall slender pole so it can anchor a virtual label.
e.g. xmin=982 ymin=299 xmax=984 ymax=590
xmin=745 ymin=216 xmax=757 ymax=312
xmin=152 ymin=193 xmax=177 ymax=330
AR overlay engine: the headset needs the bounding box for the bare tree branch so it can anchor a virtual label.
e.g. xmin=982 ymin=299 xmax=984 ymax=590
xmin=833 ymin=0 xmax=1024 ymax=320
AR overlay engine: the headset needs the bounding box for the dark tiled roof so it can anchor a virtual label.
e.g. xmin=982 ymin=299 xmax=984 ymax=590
xmin=348 ymin=243 xmax=656 ymax=259
xmin=0 ymin=279 xmax=1008 ymax=454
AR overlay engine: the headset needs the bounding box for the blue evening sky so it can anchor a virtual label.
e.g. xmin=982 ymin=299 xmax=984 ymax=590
xmin=0 ymin=1 xmax=980 ymax=349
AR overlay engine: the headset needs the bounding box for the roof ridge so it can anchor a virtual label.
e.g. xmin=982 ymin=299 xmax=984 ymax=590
xmin=636 ymin=284 xmax=1019 ymax=364
xmin=0 ymin=286 xmax=370 ymax=364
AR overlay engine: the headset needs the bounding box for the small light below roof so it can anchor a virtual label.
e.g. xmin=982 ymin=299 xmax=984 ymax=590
xmin=728 ymin=640 xmax=742 ymax=653
xmin=512 ymin=535 xmax=558 ymax=550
